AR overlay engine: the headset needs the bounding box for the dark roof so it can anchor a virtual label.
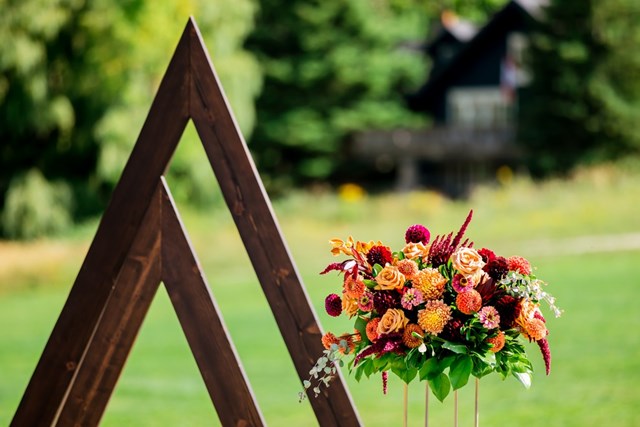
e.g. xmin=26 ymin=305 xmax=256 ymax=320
xmin=409 ymin=0 xmax=546 ymax=112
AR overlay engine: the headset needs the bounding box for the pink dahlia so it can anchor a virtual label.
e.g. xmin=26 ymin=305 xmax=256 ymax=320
xmin=405 ymin=224 xmax=431 ymax=245
xmin=477 ymin=306 xmax=501 ymax=329
xmin=508 ymin=256 xmax=532 ymax=275
xmin=367 ymin=245 xmax=393 ymax=267
xmin=325 ymin=293 xmax=342 ymax=317
xmin=452 ymin=273 xmax=474 ymax=293
xmin=401 ymin=288 xmax=424 ymax=310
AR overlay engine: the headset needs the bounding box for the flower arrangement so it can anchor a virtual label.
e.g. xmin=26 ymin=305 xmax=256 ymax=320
xmin=301 ymin=210 xmax=561 ymax=403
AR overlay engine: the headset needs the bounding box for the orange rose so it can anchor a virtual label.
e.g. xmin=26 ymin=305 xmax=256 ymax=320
xmin=374 ymin=265 xmax=406 ymax=291
xmin=451 ymin=247 xmax=485 ymax=282
xmin=402 ymin=242 xmax=429 ymax=261
xmin=377 ymin=309 xmax=409 ymax=335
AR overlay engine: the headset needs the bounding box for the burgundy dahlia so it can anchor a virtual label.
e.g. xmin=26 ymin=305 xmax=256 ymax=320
xmin=475 ymin=276 xmax=502 ymax=304
xmin=485 ymin=256 xmax=509 ymax=280
xmin=440 ymin=318 xmax=464 ymax=342
xmin=405 ymin=224 xmax=431 ymax=245
xmin=325 ymin=293 xmax=342 ymax=317
xmin=478 ymin=248 xmax=496 ymax=263
xmin=495 ymin=295 xmax=521 ymax=329
xmin=367 ymin=245 xmax=393 ymax=267
xmin=373 ymin=290 xmax=400 ymax=315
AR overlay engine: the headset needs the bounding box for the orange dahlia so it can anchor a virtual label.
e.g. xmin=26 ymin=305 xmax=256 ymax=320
xmin=508 ymin=256 xmax=532 ymax=275
xmin=366 ymin=318 xmax=381 ymax=342
xmin=343 ymin=275 xmax=366 ymax=299
xmin=341 ymin=294 xmax=359 ymax=318
xmin=321 ymin=332 xmax=340 ymax=349
xmin=522 ymin=318 xmax=547 ymax=341
xmin=417 ymin=300 xmax=452 ymax=335
xmin=456 ymin=289 xmax=482 ymax=314
xmin=516 ymin=300 xmax=548 ymax=341
xmin=402 ymin=324 xmax=425 ymax=348
xmin=396 ymin=259 xmax=419 ymax=280
xmin=338 ymin=333 xmax=357 ymax=354
xmin=413 ymin=268 xmax=447 ymax=300
xmin=486 ymin=330 xmax=505 ymax=353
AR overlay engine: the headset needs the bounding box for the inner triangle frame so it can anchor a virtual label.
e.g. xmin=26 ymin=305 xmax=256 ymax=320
xmin=11 ymin=18 xmax=361 ymax=427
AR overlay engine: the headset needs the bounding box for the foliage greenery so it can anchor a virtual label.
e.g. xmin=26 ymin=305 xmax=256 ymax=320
xmin=0 ymin=0 xmax=260 ymax=238
xmin=3 ymin=0 xmax=640 ymax=241
xmin=519 ymin=0 xmax=640 ymax=175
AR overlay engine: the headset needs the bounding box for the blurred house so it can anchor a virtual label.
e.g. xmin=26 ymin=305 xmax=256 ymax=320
xmin=354 ymin=0 xmax=546 ymax=197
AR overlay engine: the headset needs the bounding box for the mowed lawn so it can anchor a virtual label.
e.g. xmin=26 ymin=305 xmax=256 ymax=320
xmin=1 ymin=163 xmax=639 ymax=426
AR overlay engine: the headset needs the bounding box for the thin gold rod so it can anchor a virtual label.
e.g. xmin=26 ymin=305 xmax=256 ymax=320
xmin=475 ymin=378 xmax=480 ymax=427
xmin=454 ymin=390 xmax=458 ymax=427
xmin=425 ymin=383 xmax=429 ymax=427
xmin=403 ymin=383 xmax=409 ymax=427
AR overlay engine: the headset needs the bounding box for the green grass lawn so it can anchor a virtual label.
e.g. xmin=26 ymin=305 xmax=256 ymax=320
xmin=1 ymin=163 xmax=640 ymax=425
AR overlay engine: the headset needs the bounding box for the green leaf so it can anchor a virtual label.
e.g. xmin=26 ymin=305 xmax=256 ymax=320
xmin=372 ymin=264 xmax=383 ymax=276
xmin=363 ymin=279 xmax=377 ymax=289
xmin=428 ymin=373 xmax=451 ymax=402
xmin=354 ymin=364 xmax=364 ymax=382
xmin=514 ymin=372 xmax=532 ymax=389
xmin=442 ymin=341 xmax=468 ymax=354
xmin=354 ymin=316 xmax=370 ymax=345
xmin=449 ymin=355 xmax=473 ymax=390
xmin=419 ymin=357 xmax=442 ymax=381
xmin=363 ymin=359 xmax=374 ymax=377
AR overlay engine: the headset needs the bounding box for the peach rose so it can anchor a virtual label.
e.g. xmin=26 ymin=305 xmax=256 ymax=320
xmin=377 ymin=309 xmax=409 ymax=335
xmin=402 ymin=242 xmax=430 ymax=261
xmin=374 ymin=265 xmax=406 ymax=291
xmin=451 ymin=247 xmax=485 ymax=282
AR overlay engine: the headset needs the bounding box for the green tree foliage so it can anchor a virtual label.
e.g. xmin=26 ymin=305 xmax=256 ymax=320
xmin=96 ymin=0 xmax=261 ymax=205
xmin=422 ymin=0 xmax=505 ymax=23
xmin=0 ymin=0 xmax=125 ymax=231
xmin=590 ymin=0 xmax=640 ymax=157
xmin=519 ymin=0 xmax=640 ymax=175
xmin=0 ymin=0 xmax=260 ymax=238
xmin=246 ymin=0 xmax=429 ymax=191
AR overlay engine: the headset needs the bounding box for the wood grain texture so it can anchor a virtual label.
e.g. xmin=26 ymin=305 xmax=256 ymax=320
xmin=11 ymin=24 xmax=189 ymax=427
xmin=13 ymin=18 xmax=360 ymax=427
xmin=161 ymin=179 xmax=265 ymax=427
xmin=55 ymin=185 xmax=162 ymax=426
xmin=187 ymin=20 xmax=362 ymax=426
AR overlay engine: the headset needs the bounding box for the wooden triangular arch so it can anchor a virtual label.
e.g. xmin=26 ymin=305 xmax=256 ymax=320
xmin=12 ymin=18 xmax=361 ymax=426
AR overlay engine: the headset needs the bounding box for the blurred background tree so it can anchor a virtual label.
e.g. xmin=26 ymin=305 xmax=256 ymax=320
xmin=245 ymin=0 xmax=429 ymax=192
xmin=0 ymin=0 xmax=259 ymax=238
xmin=519 ymin=0 xmax=640 ymax=176
xmin=2 ymin=0 xmax=640 ymax=239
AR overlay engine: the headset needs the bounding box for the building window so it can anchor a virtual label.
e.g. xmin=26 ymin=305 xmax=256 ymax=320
xmin=447 ymin=87 xmax=513 ymax=128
